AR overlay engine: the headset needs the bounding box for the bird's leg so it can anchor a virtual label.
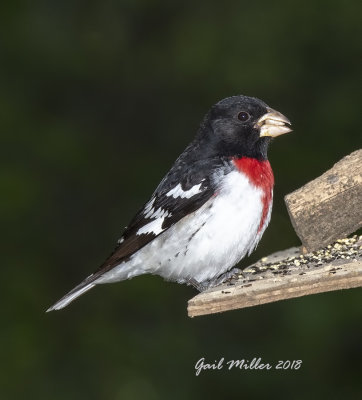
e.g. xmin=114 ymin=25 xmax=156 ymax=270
xmin=202 ymin=267 xmax=243 ymax=290
xmin=189 ymin=268 xmax=243 ymax=292
xmin=188 ymin=278 xmax=209 ymax=292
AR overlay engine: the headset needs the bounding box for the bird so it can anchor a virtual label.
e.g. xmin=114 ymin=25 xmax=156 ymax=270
xmin=47 ymin=95 xmax=292 ymax=312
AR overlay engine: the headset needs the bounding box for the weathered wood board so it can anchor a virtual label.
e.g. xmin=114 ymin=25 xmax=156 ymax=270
xmin=188 ymin=236 xmax=362 ymax=317
xmin=284 ymin=150 xmax=362 ymax=252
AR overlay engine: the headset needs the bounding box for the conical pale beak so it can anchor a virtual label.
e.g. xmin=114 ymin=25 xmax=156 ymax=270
xmin=255 ymin=107 xmax=292 ymax=138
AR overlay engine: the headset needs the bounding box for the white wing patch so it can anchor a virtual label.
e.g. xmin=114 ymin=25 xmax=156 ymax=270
xmin=137 ymin=218 xmax=165 ymax=235
xmin=166 ymin=183 xmax=203 ymax=199
xmin=143 ymin=197 xmax=156 ymax=214
xmin=143 ymin=197 xmax=171 ymax=219
xmin=144 ymin=207 xmax=170 ymax=219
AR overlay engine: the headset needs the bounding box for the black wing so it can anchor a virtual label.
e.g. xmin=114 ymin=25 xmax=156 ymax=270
xmin=93 ymin=157 xmax=225 ymax=276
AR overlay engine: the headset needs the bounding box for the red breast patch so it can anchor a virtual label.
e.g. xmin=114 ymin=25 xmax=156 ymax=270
xmin=233 ymin=157 xmax=274 ymax=232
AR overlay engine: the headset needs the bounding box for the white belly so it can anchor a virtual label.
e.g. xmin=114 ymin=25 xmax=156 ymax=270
xmin=98 ymin=171 xmax=271 ymax=285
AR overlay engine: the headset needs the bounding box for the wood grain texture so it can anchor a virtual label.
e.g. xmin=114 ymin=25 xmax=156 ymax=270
xmin=284 ymin=149 xmax=362 ymax=252
xmin=188 ymin=236 xmax=362 ymax=317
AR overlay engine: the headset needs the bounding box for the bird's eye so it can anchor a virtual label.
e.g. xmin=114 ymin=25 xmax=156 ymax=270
xmin=237 ymin=111 xmax=250 ymax=122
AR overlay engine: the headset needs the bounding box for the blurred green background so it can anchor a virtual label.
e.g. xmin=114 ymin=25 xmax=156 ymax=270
xmin=1 ymin=0 xmax=361 ymax=399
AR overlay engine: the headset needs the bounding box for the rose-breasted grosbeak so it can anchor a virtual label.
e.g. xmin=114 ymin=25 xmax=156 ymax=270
xmin=47 ymin=95 xmax=291 ymax=311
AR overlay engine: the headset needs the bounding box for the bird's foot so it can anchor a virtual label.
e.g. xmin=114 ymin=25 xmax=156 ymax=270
xmin=188 ymin=279 xmax=209 ymax=292
xmin=188 ymin=268 xmax=243 ymax=292
xmin=205 ymin=267 xmax=243 ymax=289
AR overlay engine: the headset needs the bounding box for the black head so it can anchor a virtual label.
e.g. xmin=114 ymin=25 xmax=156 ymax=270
xmin=196 ymin=95 xmax=292 ymax=160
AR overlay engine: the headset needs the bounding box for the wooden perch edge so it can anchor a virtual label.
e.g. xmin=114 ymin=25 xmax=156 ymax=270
xmin=188 ymin=150 xmax=362 ymax=317
xmin=188 ymin=236 xmax=362 ymax=317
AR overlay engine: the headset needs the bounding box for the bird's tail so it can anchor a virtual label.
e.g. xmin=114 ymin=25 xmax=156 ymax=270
xmin=46 ymin=259 xmax=140 ymax=312
xmin=46 ymin=275 xmax=97 ymax=312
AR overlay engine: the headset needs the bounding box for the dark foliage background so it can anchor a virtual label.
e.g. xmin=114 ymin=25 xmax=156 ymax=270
xmin=1 ymin=1 xmax=361 ymax=399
